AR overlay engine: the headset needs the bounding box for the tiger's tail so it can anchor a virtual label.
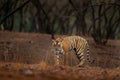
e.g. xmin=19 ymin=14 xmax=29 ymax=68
xmin=86 ymin=41 xmax=90 ymax=63
xmin=86 ymin=41 xmax=96 ymax=66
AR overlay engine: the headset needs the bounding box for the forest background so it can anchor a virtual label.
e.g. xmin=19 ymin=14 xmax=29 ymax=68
xmin=0 ymin=0 xmax=120 ymax=45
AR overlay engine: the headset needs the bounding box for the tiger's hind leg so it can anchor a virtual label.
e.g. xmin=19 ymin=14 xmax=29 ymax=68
xmin=76 ymin=52 xmax=86 ymax=67
xmin=73 ymin=48 xmax=84 ymax=67
xmin=78 ymin=58 xmax=85 ymax=67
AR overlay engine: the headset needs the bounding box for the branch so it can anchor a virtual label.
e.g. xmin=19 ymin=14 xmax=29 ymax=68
xmin=95 ymin=6 xmax=111 ymax=21
xmin=68 ymin=0 xmax=88 ymax=14
xmin=0 ymin=2 xmax=6 ymax=12
xmin=0 ymin=0 xmax=31 ymax=24
xmin=39 ymin=1 xmax=49 ymax=20
xmin=31 ymin=0 xmax=49 ymax=20
xmin=68 ymin=0 xmax=78 ymax=11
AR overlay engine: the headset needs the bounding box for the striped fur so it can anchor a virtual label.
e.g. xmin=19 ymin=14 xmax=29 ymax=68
xmin=52 ymin=36 xmax=90 ymax=67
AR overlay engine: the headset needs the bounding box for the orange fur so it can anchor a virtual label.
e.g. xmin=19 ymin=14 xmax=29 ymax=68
xmin=52 ymin=36 xmax=90 ymax=67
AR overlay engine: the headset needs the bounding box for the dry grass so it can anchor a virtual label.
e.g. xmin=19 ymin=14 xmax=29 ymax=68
xmin=0 ymin=62 xmax=120 ymax=80
xmin=0 ymin=31 xmax=120 ymax=80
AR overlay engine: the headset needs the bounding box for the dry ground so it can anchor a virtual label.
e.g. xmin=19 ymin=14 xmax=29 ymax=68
xmin=0 ymin=31 xmax=120 ymax=80
xmin=0 ymin=62 xmax=120 ymax=80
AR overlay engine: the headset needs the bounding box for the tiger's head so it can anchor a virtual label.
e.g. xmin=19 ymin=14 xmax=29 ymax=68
xmin=52 ymin=37 xmax=64 ymax=54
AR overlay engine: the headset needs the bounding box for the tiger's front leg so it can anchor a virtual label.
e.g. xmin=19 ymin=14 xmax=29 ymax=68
xmin=64 ymin=51 xmax=68 ymax=66
xmin=56 ymin=55 xmax=60 ymax=65
xmin=54 ymin=53 xmax=60 ymax=65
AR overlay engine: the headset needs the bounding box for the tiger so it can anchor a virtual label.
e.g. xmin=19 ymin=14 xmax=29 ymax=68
xmin=52 ymin=36 xmax=91 ymax=67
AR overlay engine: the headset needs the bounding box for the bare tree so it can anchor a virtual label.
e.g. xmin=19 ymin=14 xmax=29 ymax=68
xmin=0 ymin=0 xmax=31 ymax=31
xmin=89 ymin=0 xmax=120 ymax=45
xmin=69 ymin=0 xmax=88 ymax=35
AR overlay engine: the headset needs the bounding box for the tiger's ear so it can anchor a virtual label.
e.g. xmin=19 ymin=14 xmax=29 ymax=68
xmin=52 ymin=39 xmax=56 ymax=43
xmin=56 ymin=37 xmax=63 ymax=42
xmin=58 ymin=37 xmax=63 ymax=42
xmin=52 ymin=39 xmax=56 ymax=47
